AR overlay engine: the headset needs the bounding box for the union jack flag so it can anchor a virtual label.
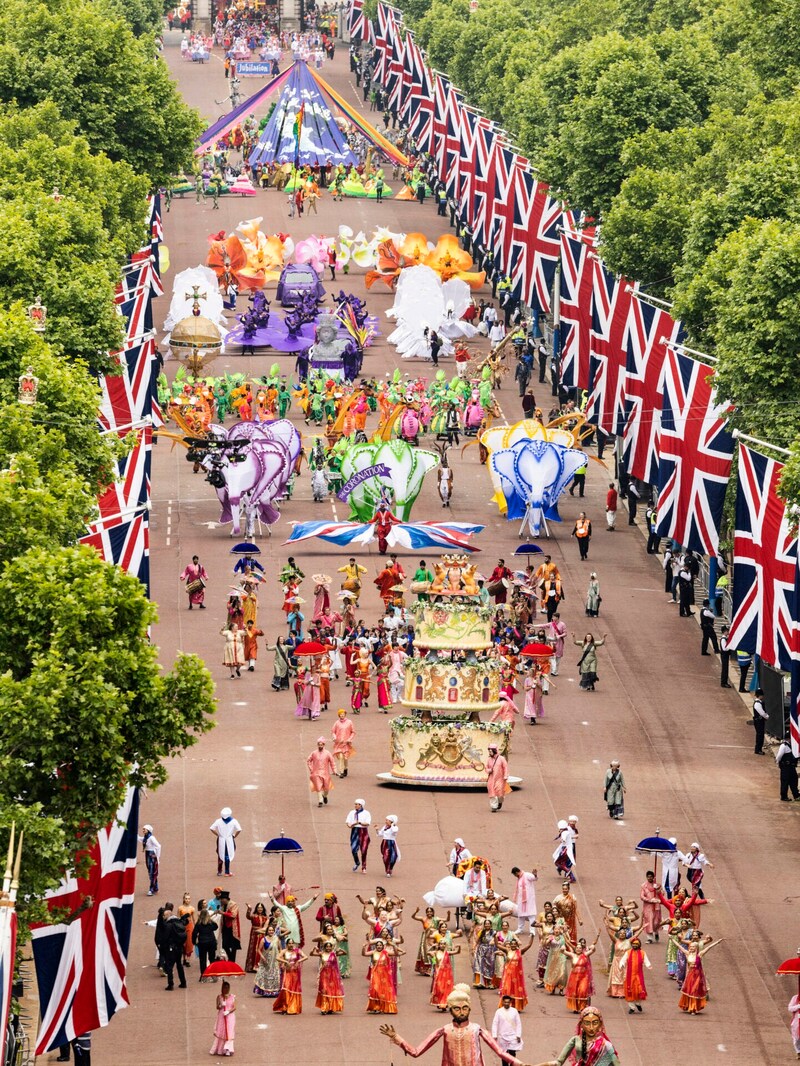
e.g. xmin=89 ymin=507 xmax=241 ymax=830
xmin=0 ymin=901 xmax=17 ymax=1066
xmin=508 ymin=167 xmax=563 ymax=311
xmin=99 ymin=337 xmax=158 ymax=434
xmin=347 ymin=0 xmax=363 ymax=39
xmin=789 ymin=557 xmax=800 ymax=756
xmin=398 ymin=27 xmax=416 ymax=126
xmin=431 ymin=72 xmax=450 ymax=181
xmin=558 ymin=222 xmax=595 ymax=390
xmin=456 ymin=106 xmax=478 ymax=227
xmin=584 ymin=257 xmax=635 ymax=433
xmin=96 ymin=426 xmax=152 ymax=523
xmin=80 ymin=511 xmax=151 ymax=594
xmin=373 ymin=2 xmax=393 ymax=85
xmin=622 ymin=296 xmax=683 ymax=484
xmin=726 ymin=444 xmax=797 ymax=671
xmin=489 ymin=144 xmax=518 ymax=276
xmin=31 ymin=787 xmax=140 ymax=1055
xmin=655 ymin=349 xmax=734 ymax=555
xmin=382 ymin=6 xmax=404 ymax=113
xmin=442 ymin=81 xmax=464 ymax=201
xmin=115 ymin=274 xmax=153 ymax=343
xmin=348 ymin=0 xmax=373 ymax=43
xmin=140 ymin=194 xmax=164 ymax=292
xmin=471 ymin=119 xmax=497 ymax=249
xmin=406 ymin=35 xmax=434 ymax=154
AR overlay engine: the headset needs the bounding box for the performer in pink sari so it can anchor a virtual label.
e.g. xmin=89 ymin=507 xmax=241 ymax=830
xmin=491 ymin=693 xmax=519 ymax=729
xmin=297 ymin=663 xmax=321 ymax=719
xmin=210 ymin=983 xmax=236 ymax=1056
xmin=312 ymin=575 xmax=331 ymax=621
xmin=547 ymin=614 xmax=567 ymax=675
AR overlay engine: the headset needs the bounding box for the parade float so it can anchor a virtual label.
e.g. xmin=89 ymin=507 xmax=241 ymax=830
xmin=378 ymin=554 xmax=521 ymax=789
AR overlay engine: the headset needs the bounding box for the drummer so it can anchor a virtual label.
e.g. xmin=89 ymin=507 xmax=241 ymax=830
xmin=180 ymin=555 xmax=208 ymax=610
xmin=338 ymin=557 xmax=367 ymax=607
xmin=412 ymin=560 xmax=434 ymax=602
xmin=488 ymin=558 xmax=512 ymax=605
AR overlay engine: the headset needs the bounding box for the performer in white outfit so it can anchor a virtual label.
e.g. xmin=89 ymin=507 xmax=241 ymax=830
xmin=210 ymin=806 xmax=242 ymax=877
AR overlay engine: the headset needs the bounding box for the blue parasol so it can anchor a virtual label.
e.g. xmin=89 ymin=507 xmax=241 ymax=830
xmin=230 ymin=542 xmax=261 ymax=556
xmin=262 ymin=829 xmax=303 ymax=878
xmin=635 ymin=830 xmax=675 ymax=885
xmin=514 ymin=543 xmax=544 ymax=566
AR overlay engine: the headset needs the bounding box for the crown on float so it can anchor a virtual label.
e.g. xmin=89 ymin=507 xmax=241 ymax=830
xmin=440 ymin=553 xmax=469 ymax=568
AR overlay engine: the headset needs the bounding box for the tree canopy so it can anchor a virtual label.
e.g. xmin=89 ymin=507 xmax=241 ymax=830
xmin=0 ymin=548 xmax=215 ymax=919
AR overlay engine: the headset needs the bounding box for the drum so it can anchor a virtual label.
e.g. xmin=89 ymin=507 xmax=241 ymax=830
xmin=342 ymin=577 xmax=361 ymax=593
xmin=487 ymin=579 xmax=507 ymax=596
xmin=186 ymin=578 xmax=204 ymax=595
xmin=410 ymin=580 xmax=430 ymax=594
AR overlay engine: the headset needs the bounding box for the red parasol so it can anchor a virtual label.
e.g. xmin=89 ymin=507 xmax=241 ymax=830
xmin=777 ymin=952 xmax=800 ymax=994
xmin=293 ymin=641 xmax=333 ymax=656
xmin=521 ymin=643 xmax=553 ymax=658
xmin=203 ymin=960 xmax=246 ymax=979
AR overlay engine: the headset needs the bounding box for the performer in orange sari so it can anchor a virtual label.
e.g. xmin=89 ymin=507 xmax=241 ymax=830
xmin=497 ymin=935 xmax=534 ymax=1010
xmin=364 ymin=939 xmax=402 ymax=1013
xmin=273 ymin=944 xmax=308 ymax=1015
xmin=311 ymin=939 xmax=345 ymax=1014
xmin=623 ymin=937 xmax=651 ymax=1014
xmin=353 ymin=647 xmax=373 ymax=708
xmin=563 ymin=934 xmax=600 ymax=1013
xmin=429 ymin=936 xmax=461 ymax=1009
xmin=677 ymin=932 xmax=724 ymax=1014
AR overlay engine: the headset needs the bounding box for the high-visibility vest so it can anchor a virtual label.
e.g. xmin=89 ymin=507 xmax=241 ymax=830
xmin=575 ymin=519 xmax=590 ymax=538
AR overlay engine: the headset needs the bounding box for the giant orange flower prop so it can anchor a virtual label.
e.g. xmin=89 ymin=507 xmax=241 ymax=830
xmin=423 ymin=234 xmax=485 ymax=288
xmin=206 ymin=234 xmax=264 ymax=290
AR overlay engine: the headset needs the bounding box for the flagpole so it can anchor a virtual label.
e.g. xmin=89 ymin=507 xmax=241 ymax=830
xmin=660 ymin=337 xmax=717 ymax=364
xmin=551 ymin=262 xmax=561 ymax=399
xmin=626 ymin=284 xmax=673 ymax=311
xmin=731 ymin=429 xmax=791 ymax=456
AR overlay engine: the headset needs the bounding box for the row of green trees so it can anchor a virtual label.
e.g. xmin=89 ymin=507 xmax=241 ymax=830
xmin=386 ymin=0 xmax=800 ymax=505
xmin=0 ymin=1 xmax=214 ymax=932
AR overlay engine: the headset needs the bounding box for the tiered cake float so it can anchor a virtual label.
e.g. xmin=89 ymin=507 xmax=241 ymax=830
xmin=378 ymin=554 xmax=522 ymax=788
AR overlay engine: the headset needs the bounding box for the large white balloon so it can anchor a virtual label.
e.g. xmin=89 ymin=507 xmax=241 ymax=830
xmin=423 ymin=875 xmax=467 ymax=909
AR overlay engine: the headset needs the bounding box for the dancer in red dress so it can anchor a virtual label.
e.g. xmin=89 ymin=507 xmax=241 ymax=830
xmin=429 ymin=936 xmax=461 ymax=1009
xmin=677 ymin=932 xmax=724 ymax=1014
xmin=273 ymin=945 xmax=308 ymax=1015
xmin=563 ymin=934 xmax=600 ymax=1013
xmin=497 ymin=935 xmax=534 ymax=1011
xmin=310 ymin=939 xmax=345 ymax=1014
xmin=364 ymin=939 xmax=403 ymax=1013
